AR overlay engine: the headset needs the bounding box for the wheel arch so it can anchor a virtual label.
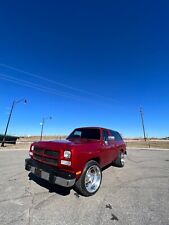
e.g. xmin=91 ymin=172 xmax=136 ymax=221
xmin=87 ymin=157 xmax=100 ymax=165
xmin=120 ymin=149 xmax=127 ymax=154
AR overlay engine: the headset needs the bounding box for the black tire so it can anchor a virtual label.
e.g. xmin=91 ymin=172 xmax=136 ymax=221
xmin=114 ymin=151 xmax=125 ymax=167
xmin=74 ymin=160 xmax=102 ymax=197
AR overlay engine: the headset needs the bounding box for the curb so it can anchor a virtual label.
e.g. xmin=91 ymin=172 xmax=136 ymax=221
xmin=0 ymin=148 xmax=28 ymax=152
xmin=127 ymin=147 xmax=169 ymax=151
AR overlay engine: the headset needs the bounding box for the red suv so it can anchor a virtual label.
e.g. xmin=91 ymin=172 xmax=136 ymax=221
xmin=25 ymin=127 xmax=126 ymax=196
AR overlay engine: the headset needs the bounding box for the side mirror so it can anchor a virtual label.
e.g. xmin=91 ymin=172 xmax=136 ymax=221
xmin=107 ymin=136 xmax=115 ymax=141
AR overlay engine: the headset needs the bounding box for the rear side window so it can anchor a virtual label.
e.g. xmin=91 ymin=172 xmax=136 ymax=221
xmin=116 ymin=132 xmax=123 ymax=141
xmin=110 ymin=130 xmax=123 ymax=141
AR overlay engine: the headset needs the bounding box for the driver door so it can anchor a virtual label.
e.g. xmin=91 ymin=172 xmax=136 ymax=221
xmin=101 ymin=129 xmax=113 ymax=166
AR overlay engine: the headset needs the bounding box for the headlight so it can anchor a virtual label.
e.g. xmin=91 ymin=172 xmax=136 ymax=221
xmin=64 ymin=150 xmax=71 ymax=159
xmin=31 ymin=145 xmax=34 ymax=151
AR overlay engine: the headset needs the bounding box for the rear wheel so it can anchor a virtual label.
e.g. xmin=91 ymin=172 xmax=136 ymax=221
xmin=74 ymin=160 xmax=102 ymax=197
xmin=114 ymin=151 xmax=125 ymax=167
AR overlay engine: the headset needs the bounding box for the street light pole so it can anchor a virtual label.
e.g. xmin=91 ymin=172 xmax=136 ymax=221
xmin=1 ymin=99 xmax=27 ymax=147
xmin=140 ymin=107 xmax=146 ymax=141
xmin=40 ymin=116 xmax=52 ymax=141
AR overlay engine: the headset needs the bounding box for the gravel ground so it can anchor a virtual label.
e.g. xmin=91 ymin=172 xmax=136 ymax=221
xmin=0 ymin=148 xmax=169 ymax=225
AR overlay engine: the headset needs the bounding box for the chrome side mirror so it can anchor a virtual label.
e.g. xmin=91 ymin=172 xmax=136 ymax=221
xmin=107 ymin=136 xmax=115 ymax=141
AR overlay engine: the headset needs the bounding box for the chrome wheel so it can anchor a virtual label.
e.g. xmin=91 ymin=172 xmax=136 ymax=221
xmin=121 ymin=152 xmax=125 ymax=166
xmin=85 ymin=165 xmax=101 ymax=193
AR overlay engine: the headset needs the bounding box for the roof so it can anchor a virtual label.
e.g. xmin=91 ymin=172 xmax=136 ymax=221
xmin=74 ymin=126 xmax=113 ymax=130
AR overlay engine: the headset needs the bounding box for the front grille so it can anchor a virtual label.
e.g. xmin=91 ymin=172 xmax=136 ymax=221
xmin=34 ymin=147 xmax=44 ymax=155
xmin=44 ymin=157 xmax=58 ymax=164
xmin=33 ymin=146 xmax=59 ymax=166
xmin=34 ymin=154 xmax=42 ymax=161
xmin=44 ymin=150 xmax=59 ymax=157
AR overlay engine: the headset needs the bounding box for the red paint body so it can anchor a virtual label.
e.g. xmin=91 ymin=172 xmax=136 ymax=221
xmin=29 ymin=127 xmax=126 ymax=179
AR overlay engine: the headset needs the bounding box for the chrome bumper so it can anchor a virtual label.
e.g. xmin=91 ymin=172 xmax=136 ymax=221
xmin=25 ymin=158 xmax=76 ymax=187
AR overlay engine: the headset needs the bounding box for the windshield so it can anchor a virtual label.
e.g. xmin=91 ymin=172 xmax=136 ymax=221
xmin=67 ymin=128 xmax=100 ymax=140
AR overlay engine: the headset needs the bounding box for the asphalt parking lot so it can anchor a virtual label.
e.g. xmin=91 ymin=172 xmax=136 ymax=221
xmin=0 ymin=148 xmax=169 ymax=225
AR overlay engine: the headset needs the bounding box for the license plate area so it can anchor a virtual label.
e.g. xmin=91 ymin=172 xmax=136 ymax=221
xmin=34 ymin=168 xmax=41 ymax=177
xmin=30 ymin=166 xmax=50 ymax=181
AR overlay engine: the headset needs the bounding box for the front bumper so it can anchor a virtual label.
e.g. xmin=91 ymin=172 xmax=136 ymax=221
xmin=25 ymin=158 xmax=76 ymax=187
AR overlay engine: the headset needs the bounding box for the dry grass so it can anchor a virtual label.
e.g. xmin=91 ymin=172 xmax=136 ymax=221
xmin=18 ymin=135 xmax=67 ymax=142
xmin=125 ymin=140 xmax=169 ymax=149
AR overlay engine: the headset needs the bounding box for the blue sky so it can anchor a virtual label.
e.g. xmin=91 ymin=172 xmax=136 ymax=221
xmin=0 ymin=0 xmax=169 ymax=137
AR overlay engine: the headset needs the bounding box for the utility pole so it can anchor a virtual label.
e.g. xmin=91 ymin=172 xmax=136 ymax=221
xmin=40 ymin=118 xmax=45 ymax=141
xmin=140 ymin=107 xmax=146 ymax=141
xmin=40 ymin=116 xmax=52 ymax=141
xmin=1 ymin=99 xmax=27 ymax=147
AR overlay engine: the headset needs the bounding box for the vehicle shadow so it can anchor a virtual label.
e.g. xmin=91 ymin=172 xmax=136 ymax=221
xmin=28 ymin=173 xmax=71 ymax=196
xmin=102 ymin=163 xmax=120 ymax=171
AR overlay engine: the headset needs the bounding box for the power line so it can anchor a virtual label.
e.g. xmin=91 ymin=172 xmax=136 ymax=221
xmin=0 ymin=63 xmax=117 ymax=103
xmin=0 ymin=73 xmax=93 ymax=102
xmin=0 ymin=73 xmax=114 ymax=106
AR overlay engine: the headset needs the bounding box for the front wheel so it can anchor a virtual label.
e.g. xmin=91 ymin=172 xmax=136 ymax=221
xmin=74 ymin=160 xmax=102 ymax=197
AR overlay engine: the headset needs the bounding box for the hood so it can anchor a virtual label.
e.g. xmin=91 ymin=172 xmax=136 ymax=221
xmin=33 ymin=138 xmax=99 ymax=150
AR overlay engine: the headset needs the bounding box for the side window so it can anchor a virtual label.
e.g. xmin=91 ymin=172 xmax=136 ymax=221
xmin=110 ymin=130 xmax=117 ymax=139
xmin=110 ymin=130 xmax=123 ymax=141
xmin=74 ymin=130 xmax=82 ymax=137
xmin=102 ymin=129 xmax=109 ymax=142
xmin=116 ymin=132 xmax=123 ymax=141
